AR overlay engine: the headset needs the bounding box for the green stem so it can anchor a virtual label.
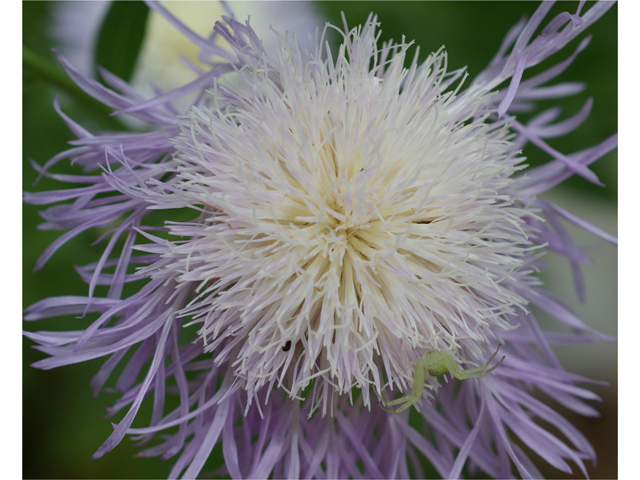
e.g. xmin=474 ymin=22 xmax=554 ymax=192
xmin=23 ymin=46 xmax=126 ymax=131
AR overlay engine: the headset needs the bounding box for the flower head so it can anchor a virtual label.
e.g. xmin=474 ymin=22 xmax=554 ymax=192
xmin=139 ymin=19 xmax=538 ymax=414
xmin=25 ymin=1 xmax=617 ymax=478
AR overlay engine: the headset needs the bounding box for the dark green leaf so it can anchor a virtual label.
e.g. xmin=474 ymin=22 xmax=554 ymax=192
xmin=94 ymin=1 xmax=150 ymax=83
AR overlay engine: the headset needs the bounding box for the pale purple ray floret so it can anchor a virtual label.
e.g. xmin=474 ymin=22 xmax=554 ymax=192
xmin=24 ymin=1 xmax=617 ymax=479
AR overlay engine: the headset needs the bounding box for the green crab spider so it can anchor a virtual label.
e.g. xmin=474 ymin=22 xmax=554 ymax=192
xmin=379 ymin=344 xmax=504 ymax=414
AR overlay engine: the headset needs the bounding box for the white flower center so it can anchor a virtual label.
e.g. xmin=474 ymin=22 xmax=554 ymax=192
xmin=151 ymin=22 xmax=535 ymax=411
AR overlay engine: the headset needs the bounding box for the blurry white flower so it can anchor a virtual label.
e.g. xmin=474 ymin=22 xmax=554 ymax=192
xmin=51 ymin=0 xmax=321 ymax=99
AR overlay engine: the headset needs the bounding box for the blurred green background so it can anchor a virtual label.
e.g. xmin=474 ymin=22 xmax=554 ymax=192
xmin=23 ymin=1 xmax=617 ymax=478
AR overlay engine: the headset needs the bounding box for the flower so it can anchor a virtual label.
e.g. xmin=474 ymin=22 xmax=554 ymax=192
xmin=24 ymin=1 xmax=617 ymax=479
xmin=50 ymin=0 xmax=321 ymax=93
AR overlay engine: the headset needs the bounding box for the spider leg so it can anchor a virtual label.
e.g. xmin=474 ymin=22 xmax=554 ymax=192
xmin=387 ymin=397 xmax=419 ymax=414
xmin=480 ymin=344 xmax=502 ymax=366
xmin=387 ymin=363 xmax=425 ymax=405
xmin=374 ymin=388 xmax=392 ymax=410
xmin=455 ymin=345 xmax=505 ymax=379
xmin=379 ymin=402 xmax=406 ymax=413
xmin=440 ymin=353 xmax=464 ymax=379
xmin=381 ymin=361 xmax=427 ymax=412
xmin=400 ymin=346 xmax=420 ymax=366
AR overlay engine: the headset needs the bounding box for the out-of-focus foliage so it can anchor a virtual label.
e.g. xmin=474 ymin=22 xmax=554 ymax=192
xmin=95 ymin=1 xmax=150 ymax=82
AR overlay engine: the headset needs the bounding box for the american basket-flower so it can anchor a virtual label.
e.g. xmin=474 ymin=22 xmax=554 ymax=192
xmin=24 ymin=1 xmax=617 ymax=478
